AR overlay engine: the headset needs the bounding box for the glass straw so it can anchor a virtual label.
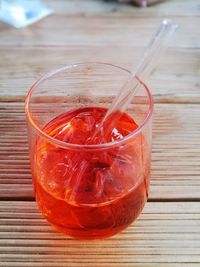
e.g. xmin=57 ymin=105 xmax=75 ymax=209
xmin=90 ymin=19 xmax=178 ymax=143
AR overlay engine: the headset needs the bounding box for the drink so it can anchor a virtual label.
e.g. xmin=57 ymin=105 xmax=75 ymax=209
xmin=34 ymin=107 xmax=150 ymax=239
xmin=25 ymin=62 xmax=153 ymax=239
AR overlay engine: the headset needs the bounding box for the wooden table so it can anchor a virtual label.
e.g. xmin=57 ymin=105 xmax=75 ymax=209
xmin=0 ymin=0 xmax=200 ymax=266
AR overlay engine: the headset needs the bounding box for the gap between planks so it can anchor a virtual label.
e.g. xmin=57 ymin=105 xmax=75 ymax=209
xmin=0 ymin=201 xmax=199 ymax=266
xmin=1 ymin=98 xmax=200 ymax=104
xmin=1 ymin=197 xmax=200 ymax=202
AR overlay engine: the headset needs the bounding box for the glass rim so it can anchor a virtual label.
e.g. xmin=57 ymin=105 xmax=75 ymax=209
xmin=25 ymin=62 xmax=153 ymax=151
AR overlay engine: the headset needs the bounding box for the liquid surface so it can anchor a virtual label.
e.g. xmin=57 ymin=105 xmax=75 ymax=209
xmin=34 ymin=107 xmax=150 ymax=239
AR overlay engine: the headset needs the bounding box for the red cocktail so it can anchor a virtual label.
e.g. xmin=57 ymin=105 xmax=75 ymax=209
xmin=25 ymin=63 xmax=153 ymax=239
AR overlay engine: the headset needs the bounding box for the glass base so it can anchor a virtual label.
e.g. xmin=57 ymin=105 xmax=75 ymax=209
xmin=0 ymin=0 xmax=53 ymax=28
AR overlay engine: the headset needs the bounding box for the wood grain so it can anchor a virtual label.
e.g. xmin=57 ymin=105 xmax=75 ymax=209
xmin=0 ymin=0 xmax=199 ymax=49
xmin=46 ymin=0 xmax=200 ymax=17
xmin=0 ymin=46 xmax=199 ymax=102
xmin=0 ymin=0 xmax=199 ymax=102
xmin=0 ymin=102 xmax=200 ymax=200
xmin=0 ymin=16 xmax=199 ymax=48
xmin=0 ymin=201 xmax=199 ymax=267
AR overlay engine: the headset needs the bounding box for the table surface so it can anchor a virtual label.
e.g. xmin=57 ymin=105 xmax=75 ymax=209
xmin=0 ymin=0 xmax=200 ymax=266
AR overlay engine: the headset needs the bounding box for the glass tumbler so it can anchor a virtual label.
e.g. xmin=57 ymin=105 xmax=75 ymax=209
xmin=25 ymin=62 xmax=153 ymax=240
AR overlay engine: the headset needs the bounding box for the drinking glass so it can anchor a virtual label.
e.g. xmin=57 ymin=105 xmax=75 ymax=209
xmin=25 ymin=62 xmax=153 ymax=239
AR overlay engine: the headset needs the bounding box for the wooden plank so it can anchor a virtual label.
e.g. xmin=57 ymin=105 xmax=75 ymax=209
xmin=0 ymin=46 xmax=199 ymax=102
xmin=46 ymin=0 xmax=200 ymax=17
xmin=0 ymin=15 xmax=199 ymax=48
xmin=0 ymin=201 xmax=199 ymax=267
xmin=0 ymin=102 xmax=200 ymax=200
